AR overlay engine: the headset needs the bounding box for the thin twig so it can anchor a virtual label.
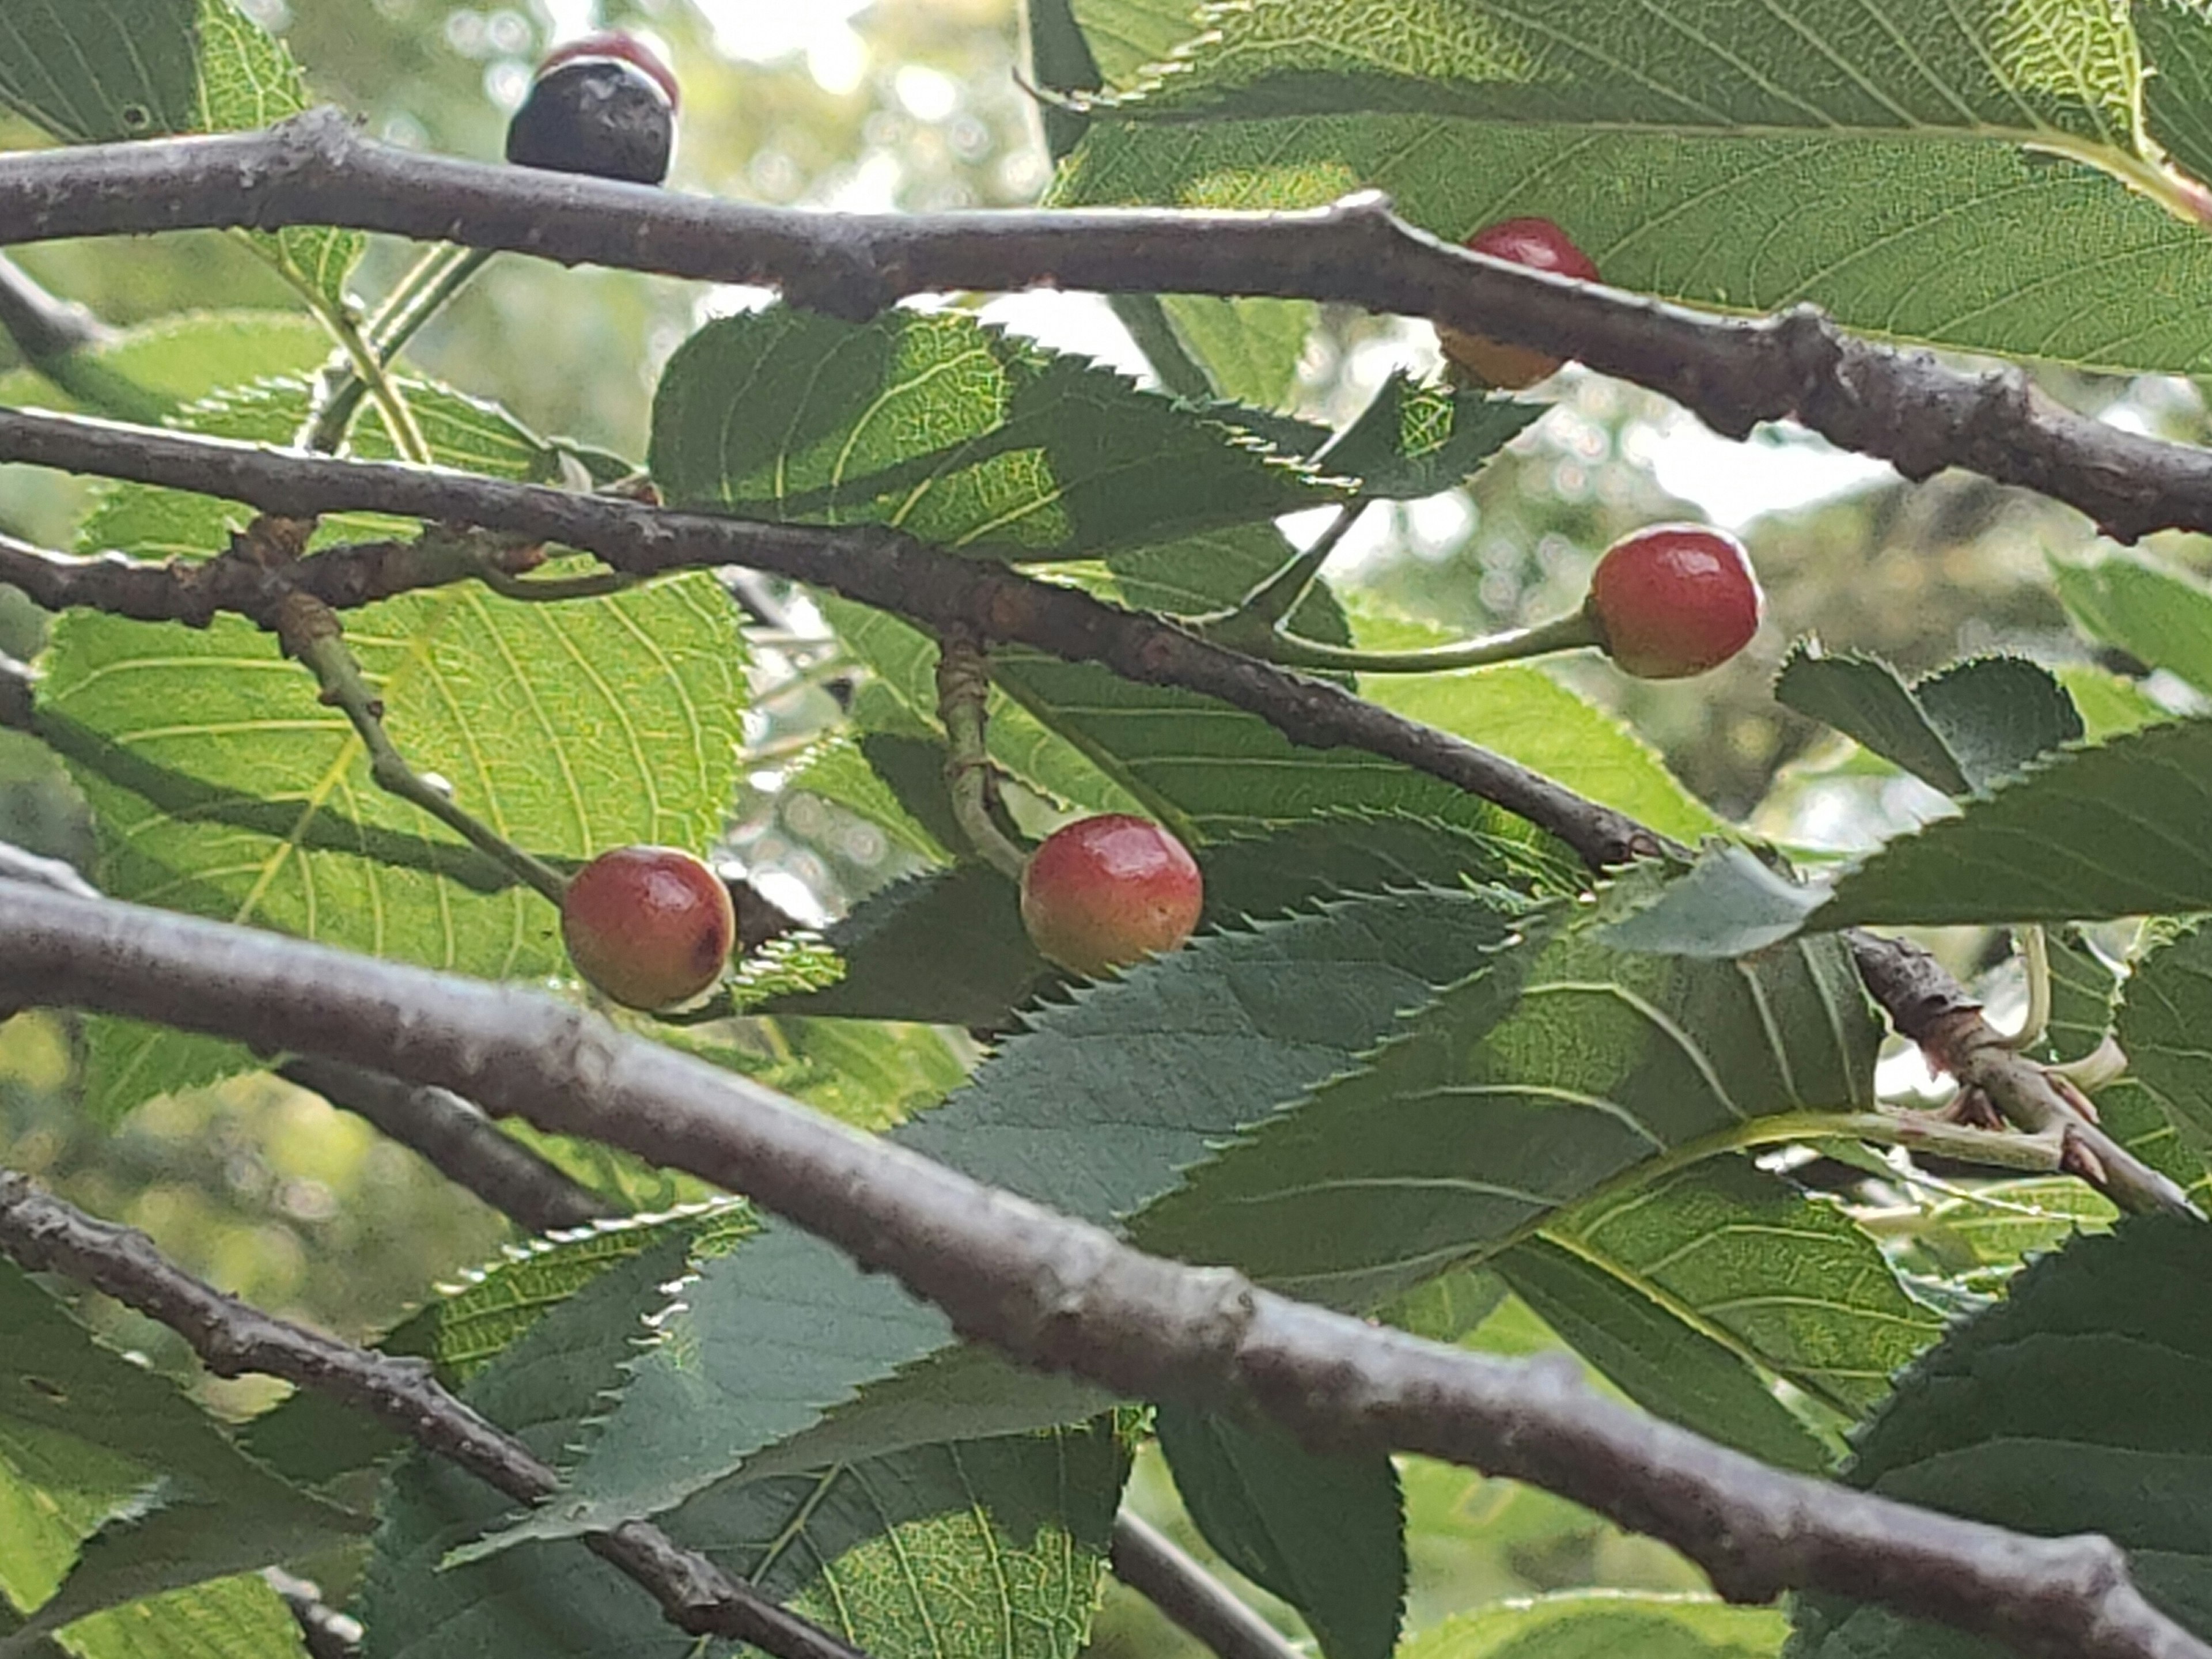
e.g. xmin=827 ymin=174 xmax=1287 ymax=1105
xmin=1110 ymin=1513 xmax=1305 ymax=1659
xmin=276 ymin=1058 xmax=615 ymax=1235
xmin=8 ymin=112 xmax=2212 ymax=541
xmin=0 ymin=882 xmax=2199 ymax=1659
xmin=0 ymin=1167 xmax=870 ymax=1659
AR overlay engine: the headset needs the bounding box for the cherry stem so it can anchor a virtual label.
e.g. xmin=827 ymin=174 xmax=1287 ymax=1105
xmin=934 ymin=630 xmax=1031 ymax=884
xmin=300 ymin=244 xmax=494 ymax=454
xmin=275 ymin=592 xmax=570 ymax=907
xmin=1997 ymin=925 xmax=2052 ymax=1053
xmin=1201 ymin=604 xmax=1604 ymax=675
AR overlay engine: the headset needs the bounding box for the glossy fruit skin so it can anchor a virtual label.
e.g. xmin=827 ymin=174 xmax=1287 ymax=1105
xmin=1436 ymin=217 xmax=1601 ymax=390
xmin=1584 ymin=524 xmax=1764 ymax=679
xmin=1020 ymin=815 xmax=1204 ymax=978
xmin=561 ymin=846 xmax=734 ymax=1010
xmin=506 ymin=34 xmax=677 ymax=185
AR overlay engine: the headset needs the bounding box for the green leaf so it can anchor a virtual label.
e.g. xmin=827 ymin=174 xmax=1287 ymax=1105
xmin=669 ymin=1424 xmax=1128 ymax=1659
xmin=1401 ymin=1592 xmax=1786 ymax=1659
xmin=1775 ymin=648 xmax=2082 ymax=796
xmin=0 ymin=312 xmax=331 ymax=429
xmin=1597 ymin=844 xmax=1823 ymax=960
xmin=649 ymin=305 xmax=1336 ymax=561
xmin=1790 ymin=1217 xmax=2212 ymax=1658
xmin=1156 ymin=1404 xmax=1404 ymax=1659
xmin=1540 ymin=1158 xmax=1940 ymax=1419
xmin=823 ymin=599 xmax=1145 ymax=820
xmin=46 ymin=1574 xmax=308 ymax=1659
xmin=2113 ymin=920 xmax=2212 ymax=1177
xmin=237 ymin=1210 xmax=736 ymax=1489
xmin=1054 ymin=0 xmax=2212 ymax=380
xmin=1363 ymin=660 xmax=1723 ymax=846
xmin=494 ymin=887 xmax=1533 ymax=1544
xmin=1496 ymin=1238 xmax=1832 ymax=1473
xmin=2054 ymin=664 xmax=2171 ymax=742
xmin=2052 ymin=551 xmax=2212 ymax=696
xmin=1376 ymin=1264 xmax=1508 ymax=1343
xmin=190 ymin=0 xmax=363 ymax=311
xmin=1813 ymin=719 xmax=2212 ymax=930
xmin=764 ymin=866 xmax=1055 ymax=1027
xmin=1027 ymin=0 xmax=1104 ymax=161
xmin=0 ymin=0 xmax=200 ymax=141
xmin=38 ymin=380 xmax=744 ymax=1120
xmin=1057 ymin=0 xmax=1204 ymax=86
xmin=1134 ymin=895 xmax=1881 ymax=1313
xmin=786 ymin=734 xmax=953 ymax=863
xmin=0 ymin=1262 xmax=364 ymax=1646
xmin=2142 ymin=0 xmax=2212 ymax=197
xmin=1156 ymin=295 xmax=1313 ymax=409
xmin=2032 ymin=926 xmax=2120 ymax=1070
xmin=1916 ymin=1179 xmax=2118 ymax=1272
xmin=1319 ymin=373 xmax=1545 ymax=501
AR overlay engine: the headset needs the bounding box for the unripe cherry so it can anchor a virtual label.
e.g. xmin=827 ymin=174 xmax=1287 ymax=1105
xmin=560 ymin=845 xmax=734 ymax=1010
xmin=506 ymin=32 xmax=679 ymax=185
xmin=1020 ymin=815 xmax=1204 ymax=978
xmin=1584 ymin=524 xmax=1764 ymax=679
xmin=1437 ymin=217 xmax=1601 ymax=390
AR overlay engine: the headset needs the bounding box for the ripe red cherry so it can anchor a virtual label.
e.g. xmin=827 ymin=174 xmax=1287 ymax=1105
xmin=506 ymin=32 xmax=679 ymax=185
xmin=1437 ymin=217 xmax=1601 ymax=390
xmin=1584 ymin=524 xmax=1764 ymax=679
xmin=1020 ymin=816 xmax=1204 ymax=978
xmin=560 ymin=846 xmax=734 ymax=1010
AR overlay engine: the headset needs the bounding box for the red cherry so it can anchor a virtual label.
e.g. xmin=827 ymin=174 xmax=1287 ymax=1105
xmin=1020 ymin=816 xmax=1204 ymax=977
xmin=1437 ymin=217 xmax=1601 ymax=390
xmin=537 ymin=32 xmax=679 ymax=109
xmin=561 ymin=846 xmax=734 ymax=1010
xmin=1584 ymin=524 xmax=1764 ymax=679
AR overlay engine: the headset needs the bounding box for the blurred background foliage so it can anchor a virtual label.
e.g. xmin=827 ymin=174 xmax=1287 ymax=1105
xmin=1 ymin=0 xmax=2206 ymax=1651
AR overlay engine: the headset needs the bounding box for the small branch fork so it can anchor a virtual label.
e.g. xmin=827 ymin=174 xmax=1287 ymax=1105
xmin=0 ymin=883 xmax=2200 ymax=1659
xmin=9 ymin=111 xmax=2212 ymax=543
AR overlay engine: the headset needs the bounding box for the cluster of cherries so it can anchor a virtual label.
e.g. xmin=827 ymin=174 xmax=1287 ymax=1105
xmin=509 ymin=41 xmax=1760 ymax=1006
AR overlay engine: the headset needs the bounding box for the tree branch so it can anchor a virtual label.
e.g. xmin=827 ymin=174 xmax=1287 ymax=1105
xmin=0 ymin=407 xmax=1658 ymax=868
xmin=7 ymin=112 xmax=2212 ymax=541
xmin=0 ymin=882 xmax=2199 ymax=1659
xmin=1109 ymin=1514 xmax=1304 ymax=1659
xmin=0 ymin=1164 xmax=869 ymax=1659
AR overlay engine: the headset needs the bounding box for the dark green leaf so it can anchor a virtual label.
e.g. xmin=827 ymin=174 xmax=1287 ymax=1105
xmin=1134 ymin=899 xmax=1881 ymax=1312
xmin=1495 ymin=1239 xmax=1831 ymax=1474
xmin=1157 ymin=1405 xmax=1404 ymax=1659
xmin=1790 ymin=1218 xmax=2212 ymax=1657
xmin=2052 ymin=551 xmax=2212 ymax=696
xmin=2113 ymin=921 xmax=2212 ymax=1177
xmin=1319 ymin=373 xmax=1545 ymax=501
xmin=1813 ymin=720 xmax=2212 ymax=930
xmin=1599 ymin=844 xmax=1824 ymax=960
xmin=0 ymin=1262 xmax=364 ymax=1641
xmin=0 ymin=0 xmax=199 ymax=141
xmin=1540 ymin=1158 xmax=1940 ymax=1420
xmin=1775 ymin=649 xmax=2080 ymax=796
xmin=649 ymin=306 xmax=1336 ymax=562
xmin=763 ymin=866 xmax=1055 ymax=1027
